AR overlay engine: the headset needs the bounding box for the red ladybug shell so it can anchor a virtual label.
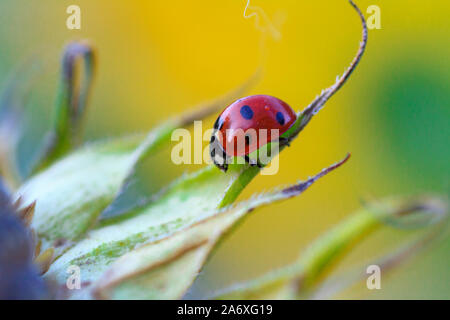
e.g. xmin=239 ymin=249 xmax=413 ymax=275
xmin=211 ymin=95 xmax=296 ymax=157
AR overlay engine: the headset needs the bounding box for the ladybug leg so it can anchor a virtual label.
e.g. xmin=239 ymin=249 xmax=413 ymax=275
xmin=279 ymin=137 xmax=291 ymax=147
xmin=220 ymin=153 xmax=230 ymax=172
xmin=244 ymin=155 xmax=257 ymax=166
xmin=219 ymin=163 xmax=229 ymax=172
xmin=245 ymin=155 xmax=264 ymax=169
xmin=213 ymin=155 xmax=229 ymax=172
xmin=214 ymin=154 xmax=229 ymax=172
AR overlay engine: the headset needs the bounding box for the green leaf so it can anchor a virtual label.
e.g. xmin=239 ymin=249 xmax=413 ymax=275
xmin=14 ymin=73 xmax=258 ymax=255
xmin=16 ymin=134 xmax=141 ymax=253
xmin=46 ymin=155 xmax=348 ymax=299
xmin=34 ymin=41 xmax=96 ymax=171
xmin=213 ymin=196 xmax=448 ymax=300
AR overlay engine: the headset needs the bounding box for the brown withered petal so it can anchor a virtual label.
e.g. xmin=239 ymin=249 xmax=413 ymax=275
xmin=17 ymin=200 xmax=36 ymax=227
xmin=35 ymin=247 xmax=54 ymax=275
xmin=13 ymin=195 xmax=22 ymax=210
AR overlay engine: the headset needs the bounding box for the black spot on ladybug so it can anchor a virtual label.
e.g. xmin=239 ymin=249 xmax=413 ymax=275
xmin=240 ymin=105 xmax=254 ymax=120
xmin=276 ymin=112 xmax=285 ymax=126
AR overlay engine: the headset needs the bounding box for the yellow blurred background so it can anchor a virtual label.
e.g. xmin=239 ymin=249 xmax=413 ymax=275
xmin=0 ymin=0 xmax=448 ymax=298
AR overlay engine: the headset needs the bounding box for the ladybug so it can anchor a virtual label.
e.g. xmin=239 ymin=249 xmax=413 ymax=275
xmin=210 ymin=95 xmax=297 ymax=172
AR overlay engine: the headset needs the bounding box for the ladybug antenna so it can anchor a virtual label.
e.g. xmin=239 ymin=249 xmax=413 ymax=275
xmin=301 ymin=0 xmax=367 ymax=119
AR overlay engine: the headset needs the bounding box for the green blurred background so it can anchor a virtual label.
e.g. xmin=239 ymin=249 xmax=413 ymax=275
xmin=0 ymin=0 xmax=448 ymax=299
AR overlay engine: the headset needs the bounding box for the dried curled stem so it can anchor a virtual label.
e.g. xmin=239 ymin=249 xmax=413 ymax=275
xmin=287 ymin=0 xmax=368 ymax=140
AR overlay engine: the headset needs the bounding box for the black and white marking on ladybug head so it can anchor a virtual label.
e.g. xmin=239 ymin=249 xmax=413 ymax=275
xmin=209 ymin=129 xmax=228 ymax=172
